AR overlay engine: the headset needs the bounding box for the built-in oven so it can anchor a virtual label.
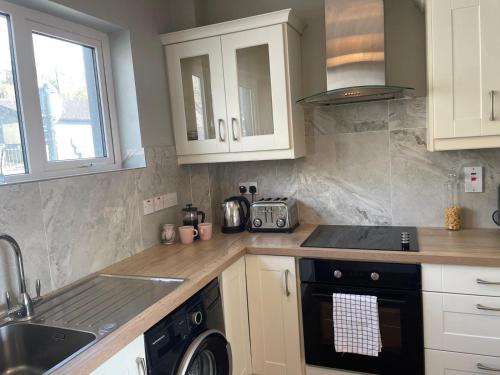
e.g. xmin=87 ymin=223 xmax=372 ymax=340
xmin=300 ymin=258 xmax=423 ymax=375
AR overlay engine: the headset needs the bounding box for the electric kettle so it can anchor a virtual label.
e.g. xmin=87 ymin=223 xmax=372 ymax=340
xmin=221 ymin=196 xmax=250 ymax=233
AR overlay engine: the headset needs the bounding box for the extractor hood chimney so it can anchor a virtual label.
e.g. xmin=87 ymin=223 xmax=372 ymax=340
xmin=299 ymin=0 xmax=426 ymax=106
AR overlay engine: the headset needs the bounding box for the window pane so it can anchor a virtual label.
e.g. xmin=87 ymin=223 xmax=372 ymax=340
xmin=32 ymin=33 xmax=106 ymax=162
xmin=0 ymin=14 xmax=26 ymax=176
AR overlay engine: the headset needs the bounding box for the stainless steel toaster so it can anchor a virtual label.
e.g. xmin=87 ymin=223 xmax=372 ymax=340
xmin=250 ymin=197 xmax=299 ymax=233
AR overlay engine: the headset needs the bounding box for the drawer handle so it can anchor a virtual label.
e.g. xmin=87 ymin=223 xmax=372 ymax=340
xmin=478 ymin=363 xmax=500 ymax=372
xmin=477 ymin=278 xmax=500 ymax=285
xmin=477 ymin=304 xmax=500 ymax=312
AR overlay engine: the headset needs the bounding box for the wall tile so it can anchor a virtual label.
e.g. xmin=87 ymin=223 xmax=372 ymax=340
xmin=0 ymin=183 xmax=53 ymax=298
xmin=39 ymin=171 xmax=142 ymax=288
xmin=389 ymin=97 xmax=427 ymax=130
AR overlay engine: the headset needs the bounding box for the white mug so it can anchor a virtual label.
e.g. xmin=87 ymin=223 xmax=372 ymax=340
xmin=161 ymin=224 xmax=176 ymax=244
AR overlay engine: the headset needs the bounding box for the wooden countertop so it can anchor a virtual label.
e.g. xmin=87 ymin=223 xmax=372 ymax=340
xmin=54 ymin=224 xmax=500 ymax=374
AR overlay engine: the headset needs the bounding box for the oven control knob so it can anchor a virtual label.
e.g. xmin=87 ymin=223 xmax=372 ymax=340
xmin=253 ymin=218 xmax=262 ymax=228
xmin=276 ymin=218 xmax=286 ymax=227
xmin=333 ymin=270 xmax=342 ymax=279
xmin=371 ymin=272 xmax=380 ymax=281
xmin=190 ymin=311 xmax=203 ymax=326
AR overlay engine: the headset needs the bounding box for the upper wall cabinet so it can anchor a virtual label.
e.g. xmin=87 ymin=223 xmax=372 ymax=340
xmin=427 ymin=0 xmax=500 ymax=151
xmin=161 ymin=10 xmax=305 ymax=164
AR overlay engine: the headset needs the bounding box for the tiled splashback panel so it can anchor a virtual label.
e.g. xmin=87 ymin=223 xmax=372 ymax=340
xmin=209 ymin=98 xmax=500 ymax=229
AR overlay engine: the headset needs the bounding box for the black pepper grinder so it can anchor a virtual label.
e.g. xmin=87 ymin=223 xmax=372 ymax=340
xmin=182 ymin=204 xmax=205 ymax=240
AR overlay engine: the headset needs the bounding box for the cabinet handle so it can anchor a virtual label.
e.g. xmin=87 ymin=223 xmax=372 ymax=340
xmin=476 ymin=278 xmax=500 ymax=285
xmin=284 ymin=269 xmax=291 ymax=297
xmin=136 ymin=357 xmax=147 ymax=375
xmin=490 ymin=91 xmax=496 ymax=121
xmin=218 ymin=119 xmax=225 ymax=142
xmin=477 ymin=363 xmax=500 ymax=372
xmin=231 ymin=117 xmax=238 ymax=141
xmin=477 ymin=303 xmax=500 ymax=312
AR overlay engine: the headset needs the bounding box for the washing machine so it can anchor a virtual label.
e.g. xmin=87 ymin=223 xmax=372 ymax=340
xmin=144 ymin=279 xmax=231 ymax=375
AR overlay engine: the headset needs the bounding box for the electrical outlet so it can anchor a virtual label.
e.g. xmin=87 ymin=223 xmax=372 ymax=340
xmin=238 ymin=181 xmax=258 ymax=195
xmin=143 ymin=198 xmax=154 ymax=215
xmin=163 ymin=192 xmax=178 ymax=208
xmin=464 ymin=166 xmax=483 ymax=193
xmin=153 ymin=195 xmax=164 ymax=211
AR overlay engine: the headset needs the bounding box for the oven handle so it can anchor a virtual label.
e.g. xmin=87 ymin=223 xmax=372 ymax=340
xmin=310 ymin=293 xmax=406 ymax=305
xmin=477 ymin=363 xmax=500 ymax=372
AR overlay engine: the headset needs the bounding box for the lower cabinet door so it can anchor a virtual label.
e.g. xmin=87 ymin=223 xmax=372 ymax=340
xmin=246 ymin=255 xmax=303 ymax=375
xmin=91 ymin=335 xmax=147 ymax=375
xmin=221 ymin=257 xmax=253 ymax=375
xmin=424 ymin=292 xmax=500 ymax=356
xmin=426 ymin=349 xmax=500 ymax=374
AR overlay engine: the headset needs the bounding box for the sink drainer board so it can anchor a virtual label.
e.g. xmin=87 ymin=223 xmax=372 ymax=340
xmin=34 ymin=274 xmax=184 ymax=334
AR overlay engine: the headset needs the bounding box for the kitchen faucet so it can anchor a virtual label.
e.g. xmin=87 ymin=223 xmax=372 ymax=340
xmin=0 ymin=234 xmax=40 ymax=319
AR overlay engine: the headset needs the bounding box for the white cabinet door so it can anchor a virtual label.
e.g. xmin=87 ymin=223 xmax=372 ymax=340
xmin=426 ymin=349 xmax=500 ymax=374
xmin=221 ymin=257 xmax=252 ymax=375
xmin=246 ymin=255 xmax=303 ymax=375
xmin=424 ymin=292 xmax=500 ymax=356
xmin=165 ymin=36 xmax=229 ymax=156
xmin=91 ymin=335 xmax=147 ymax=375
xmin=428 ymin=0 xmax=500 ymax=149
xmin=221 ymin=25 xmax=291 ymax=153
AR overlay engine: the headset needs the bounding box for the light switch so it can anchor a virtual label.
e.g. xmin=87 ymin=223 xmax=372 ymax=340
xmin=153 ymin=196 xmax=164 ymax=212
xmin=464 ymin=166 xmax=483 ymax=193
xmin=163 ymin=192 xmax=178 ymax=209
xmin=143 ymin=198 xmax=154 ymax=215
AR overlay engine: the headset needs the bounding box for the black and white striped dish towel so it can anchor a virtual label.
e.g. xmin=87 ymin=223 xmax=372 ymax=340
xmin=332 ymin=293 xmax=382 ymax=357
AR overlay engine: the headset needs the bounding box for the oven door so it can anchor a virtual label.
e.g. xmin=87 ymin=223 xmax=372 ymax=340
xmin=301 ymin=283 xmax=423 ymax=375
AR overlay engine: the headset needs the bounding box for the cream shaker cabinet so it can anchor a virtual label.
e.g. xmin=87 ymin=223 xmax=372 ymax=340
xmin=91 ymin=335 xmax=147 ymax=375
xmin=221 ymin=257 xmax=253 ymax=375
xmin=245 ymin=255 xmax=303 ymax=375
xmin=427 ymin=0 xmax=500 ymax=151
xmin=161 ymin=10 xmax=305 ymax=164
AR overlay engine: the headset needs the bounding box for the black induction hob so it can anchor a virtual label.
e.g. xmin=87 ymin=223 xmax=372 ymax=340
xmin=301 ymin=225 xmax=419 ymax=252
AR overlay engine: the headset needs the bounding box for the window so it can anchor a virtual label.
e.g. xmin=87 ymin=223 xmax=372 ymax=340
xmin=33 ymin=33 xmax=106 ymax=162
xmin=0 ymin=13 xmax=26 ymax=176
xmin=0 ymin=1 xmax=119 ymax=182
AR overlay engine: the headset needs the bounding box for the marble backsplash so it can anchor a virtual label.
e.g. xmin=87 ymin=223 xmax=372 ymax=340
xmin=0 ymin=145 xmax=211 ymax=299
xmin=208 ymin=97 xmax=500 ymax=229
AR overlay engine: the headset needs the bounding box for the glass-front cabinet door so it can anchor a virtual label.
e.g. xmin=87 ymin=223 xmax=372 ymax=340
xmin=165 ymin=36 xmax=229 ymax=155
xmin=221 ymin=25 xmax=291 ymax=152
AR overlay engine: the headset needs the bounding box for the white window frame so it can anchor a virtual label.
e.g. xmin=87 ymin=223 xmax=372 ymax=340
xmin=0 ymin=0 xmax=121 ymax=183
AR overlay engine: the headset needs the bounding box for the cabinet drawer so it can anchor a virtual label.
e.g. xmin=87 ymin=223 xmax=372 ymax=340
xmin=426 ymin=349 xmax=500 ymax=375
xmin=424 ymin=292 xmax=500 ymax=356
xmin=423 ymin=264 xmax=500 ymax=296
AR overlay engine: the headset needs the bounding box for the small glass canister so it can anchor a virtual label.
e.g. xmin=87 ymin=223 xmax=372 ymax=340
xmin=445 ymin=171 xmax=461 ymax=231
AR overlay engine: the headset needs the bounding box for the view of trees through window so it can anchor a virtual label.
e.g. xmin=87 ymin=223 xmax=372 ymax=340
xmin=32 ymin=33 xmax=106 ymax=162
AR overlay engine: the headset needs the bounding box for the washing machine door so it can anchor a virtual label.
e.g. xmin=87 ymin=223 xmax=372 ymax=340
xmin=177 ymin=329 xmax=232 ymax=375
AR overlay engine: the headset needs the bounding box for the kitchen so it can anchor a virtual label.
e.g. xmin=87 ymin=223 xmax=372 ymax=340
xmin=0 ymin=0 xmax=500 ymax=374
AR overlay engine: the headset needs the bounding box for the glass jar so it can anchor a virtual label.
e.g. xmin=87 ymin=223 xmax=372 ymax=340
xmin=445 ymin=171 xmax=461 ymax=231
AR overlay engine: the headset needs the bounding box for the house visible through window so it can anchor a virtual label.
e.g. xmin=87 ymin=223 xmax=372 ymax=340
xmin=33 ymin=33 xmax=106 ymax=162
xmin=0 ymin=13 xmax=26 ymax=176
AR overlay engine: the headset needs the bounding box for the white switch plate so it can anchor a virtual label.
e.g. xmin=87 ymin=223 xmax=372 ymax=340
xmin=163 ymin=192 xmax=178 ymax=209
xmin=238 ymin=181 xmax=258 ymax=195
xmin=153 ymin=196 xmax=164 ymax=211
xmin=143 ymin=198 xmax=154 ymax=215
xmin=464 ymin=166 xmax=483 ymax=193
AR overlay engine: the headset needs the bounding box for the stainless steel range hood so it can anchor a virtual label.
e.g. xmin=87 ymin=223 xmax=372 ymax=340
xmin=299 ymin=0 xmax=426 ymax=106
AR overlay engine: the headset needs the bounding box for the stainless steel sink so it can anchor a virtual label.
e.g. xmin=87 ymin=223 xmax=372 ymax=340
xmin=0 ymin=274 xmax=184 ymax=374
xmin=0 ymin=323 xmax=96 ymax=375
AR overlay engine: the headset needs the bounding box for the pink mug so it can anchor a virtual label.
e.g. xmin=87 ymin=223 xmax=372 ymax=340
xmin=179 ymin=225 xmax=198 ymax=244
xmin=198 ymin=223 xmax=213 ymax=241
